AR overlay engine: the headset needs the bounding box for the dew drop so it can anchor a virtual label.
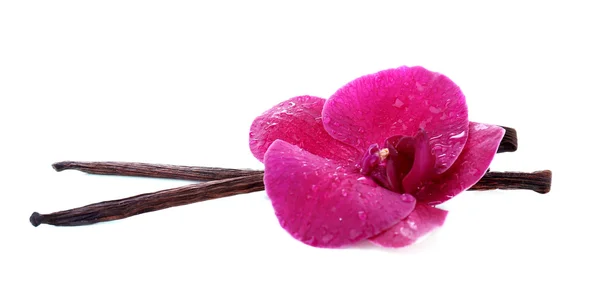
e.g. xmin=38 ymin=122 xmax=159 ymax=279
xmin=393 ymin=98 xmax=405 ymax=108
xmin=401 ymin=195 xmax=413 ymax=202
xmin=450 ymin=131 xmax=466 ymax=139
xmin=474 ymin=123 xmax=489 ymax=131
xmin=358 ymin=211 xmax=367 ymax=221
xmin=416 ymin=82 xmax=424 ymax=91
xmin=311 ymin=184 xmax=319 ymax=192
xmin=341 ymin=189 xmax=348 ymax=197
xmin=429 ymin=106 xmax=441 ymax=114
xmin=321 ymin=234 xmax=334 ymax=244
xmin=400 ymin=227 xmax=413 ymax=237
xmin=349 ymin=229 xmax=361 ymax=240
xmin=323 ymin=116 xmax=331 ymax=124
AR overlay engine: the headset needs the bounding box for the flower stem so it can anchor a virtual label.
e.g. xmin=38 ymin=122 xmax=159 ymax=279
xmin=30 ymin=174 xmax=265 ymax=227
xmin=469 ymin=170 xmax=552 ymax=194
xmin=52 ymin=161 xmax=263 ymax=181
xmin=31 ymin=170 xmax=550 ymax=227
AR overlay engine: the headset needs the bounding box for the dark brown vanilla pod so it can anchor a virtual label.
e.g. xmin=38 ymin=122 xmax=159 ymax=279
xmin=53 ymin=161 xmax=263 ymax=181
xmin=31 ymin=170 xmax=551 ymax=227
xmin=469 ymin=170 xmax=552 ymax=194
xmin=30 ymin=174 xmax=265 ymax=227
xmin=497 ymin=126 xmax=518 ymax=153
xmin=51 ymin=126 xmax=517 ymax=182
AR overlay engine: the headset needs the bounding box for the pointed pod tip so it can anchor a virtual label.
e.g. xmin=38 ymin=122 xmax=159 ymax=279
xmin=52 ymin=161 xmax=70 ymax=172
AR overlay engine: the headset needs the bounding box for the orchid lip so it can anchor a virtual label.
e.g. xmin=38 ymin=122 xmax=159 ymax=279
xmin=359 ymin=133 xmax=420 ymax=194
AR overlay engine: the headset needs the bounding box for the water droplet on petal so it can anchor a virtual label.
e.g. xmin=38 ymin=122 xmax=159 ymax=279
xmin=349 ymin=229 xmax=361 ymax=240
xmin=323 ymin=116 xmax=331 ymax=124
xmin=321 ymin=234 xmax=334 ymax=244
xmin=358 ymin=211 xmax=367 ymax=221
xmin=401 ymin=195 xmax=413 ymax=202
xmin=429 ymin=106 xmax=441 ymax=114
xmin=400 ymin=227 xmax=413 ymax=237
xmin=416 ymin=82 xmax=424 ymax=91
xmin=341 ymin=189 xmax=348 ymax=197
xmin=311 ymin=184 xmax=319 ymax=192
xmin=407 ymin=220 xmax=417 ymax=230
xmin=450 ymin=131 xmax=465 ymax=139
xmin=393 ymin=98 xmax=405 ymax=108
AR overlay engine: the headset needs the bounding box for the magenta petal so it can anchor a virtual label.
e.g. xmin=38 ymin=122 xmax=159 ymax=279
xmin=402 ymin=129 xmax=436 ymax=194
xmin=369 ymin=203 xmax=448 ymax=248
xmin=264 ymin=140 xmax=417 ymax=248
xmin=322 ymin=66 xmax=469 ymax=173
xmin=416 ymin=122 xmax=505 ymax=205
xmin=249 ymin=95 xmax=359 ymax=163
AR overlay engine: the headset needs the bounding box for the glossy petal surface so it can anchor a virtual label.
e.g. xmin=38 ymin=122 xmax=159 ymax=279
xmin=249 ymin=96 xmax=359 ymax=163
xmin=369 ymin=203 xmax=448 ymax=248
xmin=416 ymin=122 xmax=505 ymax=205
xmin=322 ymin=66 xmax=469 ymax=173
xmin=264 ymin=140 xmax=417 ymax=248
xmin=401 ymin=129 xmax=436 ymax=194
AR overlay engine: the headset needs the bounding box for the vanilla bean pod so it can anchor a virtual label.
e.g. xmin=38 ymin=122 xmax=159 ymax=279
xmin=497 ymin=126 xmax=518 ymax=153
xmin=30 ymin=174 xmax=264 ymax=227
xmin=31 ymin=170 xmax=550 ymax=227
xmin=53 ymin=161 xmax=263 ymax=181
xmin=469 ymin=170 xmax=552 ymax=194
xmin=51 ymin=126 xmax=517 ymax=181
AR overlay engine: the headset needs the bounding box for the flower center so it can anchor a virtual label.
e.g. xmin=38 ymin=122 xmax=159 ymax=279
xmin=359 ymin=135 xmax=418 ymax=193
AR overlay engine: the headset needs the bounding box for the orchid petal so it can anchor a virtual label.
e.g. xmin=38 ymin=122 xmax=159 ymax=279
xmin=264 ymin=140 xmax=416 ymax=248
xmin=322 ymin=66 xmax=469 ymax=173
xmin=416 ymin=122 xmax=505 ymax=205
xmin=369 ymin=203 xmax=448 ymax=248
xmin=250 ymin=96 xmax=359 ymax=163
xmin=401 ymin=129 xmax=436 ymax=194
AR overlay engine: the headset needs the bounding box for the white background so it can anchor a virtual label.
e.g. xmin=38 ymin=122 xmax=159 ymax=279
xmin=1 ymin=1 xmax=598 ymax=295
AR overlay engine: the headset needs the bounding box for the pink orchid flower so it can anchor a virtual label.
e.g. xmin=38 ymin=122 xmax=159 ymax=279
xmin=249 ymin=66 xmax=505 ymax=248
